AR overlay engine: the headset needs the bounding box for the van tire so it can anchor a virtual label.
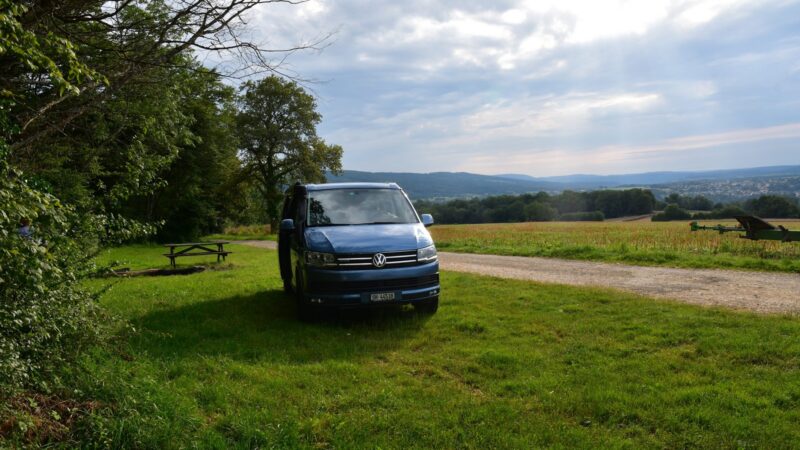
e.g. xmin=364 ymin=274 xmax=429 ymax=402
xmin=414 ymin=297 xmax=439 ymax=314
xmin=283 ymin=278 xmax=293 ymax=294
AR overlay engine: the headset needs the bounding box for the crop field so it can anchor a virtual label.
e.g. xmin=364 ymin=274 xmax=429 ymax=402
xmin=430 ymin=221 xmax=800 ymax=272
xmin=27 ymin=244 xmax=797 ymax=448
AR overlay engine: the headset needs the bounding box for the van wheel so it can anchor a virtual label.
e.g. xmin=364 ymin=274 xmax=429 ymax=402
xmin=283 ymin=278 xmax=293 ymax=294
xmin=414 ymin=297 xmax=439 ymax=314
xmin=295 ymin=272 xmax=313 ymax=321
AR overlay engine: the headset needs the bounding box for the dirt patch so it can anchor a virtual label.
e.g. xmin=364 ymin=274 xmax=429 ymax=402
xmin=236 ymin=240 xmax=800 ymax=315
xmin=108 ymin=265 xmax=207 ymax=277
xmin=1 ymin=393 xmax=101 ymax=444
xmin=441 ymin=253 xmax=800 ymax=315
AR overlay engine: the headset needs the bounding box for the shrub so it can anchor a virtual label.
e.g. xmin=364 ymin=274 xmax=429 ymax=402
xmin=0 ymin=138 xmax=152 ymax=396
xmin=652 ymin=204 xmax=692 ymax=222
xmin=524 ymin=201 xmax=558 ymax=221
xmin=692 ymin=206 xmax=747 ymax=220
xmin=744 ymin=195 xmax=800 ymax=218
xmin=0 ymin=145 xmax=108 ymax=396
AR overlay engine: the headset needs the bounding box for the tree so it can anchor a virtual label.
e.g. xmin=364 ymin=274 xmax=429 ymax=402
xmin=0 ymin=1 xmax=154 ymax=395
xmin=0 ymin=0 xmax=320 ymax=398
xmin=524 ymin=201 xmax=557 ymax=221
xmin=744 ymin=195 xmax=800 ymax=218
xmin=5 ymin=0 xmax=328 ymax=155
xmin=652 ymin=204 xmax=692 ymax=221
xmin=120 ymin=67 xmax=243 ymax=241
xmin=237 ymin=76 xmax=343 ymax=229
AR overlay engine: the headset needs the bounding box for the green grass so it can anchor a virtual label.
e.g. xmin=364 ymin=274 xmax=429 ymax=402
xmin=64 ymin=244 xmax=800 ymax=448
xmin=430 ymin=221 xmax=800 ymax=273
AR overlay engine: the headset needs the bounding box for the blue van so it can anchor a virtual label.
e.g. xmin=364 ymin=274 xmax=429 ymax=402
xmin=278 ymin=182 xmax=440 ymax=319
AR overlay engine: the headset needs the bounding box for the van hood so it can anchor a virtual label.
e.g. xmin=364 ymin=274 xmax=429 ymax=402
xmin=304 ymin=223 xmax=433 ymax=254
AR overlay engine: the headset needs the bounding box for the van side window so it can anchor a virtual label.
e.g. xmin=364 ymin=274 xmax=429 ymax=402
xmin=294 ymin=196 xmax=305 ymax=225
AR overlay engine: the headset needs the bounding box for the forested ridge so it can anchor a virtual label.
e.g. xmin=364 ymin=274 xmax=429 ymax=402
xmin=416 ymin=190 xmax=800 ymax=224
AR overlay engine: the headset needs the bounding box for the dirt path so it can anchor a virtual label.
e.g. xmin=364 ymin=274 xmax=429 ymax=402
xmin=238 ymin=240 xmax=800 ymax=315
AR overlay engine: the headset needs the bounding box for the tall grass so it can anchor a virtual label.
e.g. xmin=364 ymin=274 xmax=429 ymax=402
xmin=431 ymin=221 xmax=800 ymax=272
xmin=204 ymin=224 xmax=274 ymax=241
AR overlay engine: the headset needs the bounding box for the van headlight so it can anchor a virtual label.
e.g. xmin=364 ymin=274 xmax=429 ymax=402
xmin=417 ymin=245 xmax=437 ymax=262
xmin=305 ymin=251 xmax=337 ymax=267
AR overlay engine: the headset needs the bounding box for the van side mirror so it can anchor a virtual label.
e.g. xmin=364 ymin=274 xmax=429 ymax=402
xmin=280 ymin=218 xmax=295 ymax=232
xmin=421 ymin=214 xmax=434 ymax=227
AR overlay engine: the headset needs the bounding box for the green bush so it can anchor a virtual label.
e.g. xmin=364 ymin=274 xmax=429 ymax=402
xmin=524 ymin=201 xmax=558 ymax=221
xmin=0 ymin=147 xmax=103 ymax=395
xmin=652 ymin=204 xmax=692 ymax=222
xmin=1 ymin=137 xmax=153 ymax=398
xmin=692 ymin=205 xmax=747 ymax=220
xmin=558 ymin=211 xmax=605 ymax=221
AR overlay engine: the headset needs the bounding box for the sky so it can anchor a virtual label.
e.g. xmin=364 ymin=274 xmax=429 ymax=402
xmin=225 ymin=0 xmax=800 ymax=176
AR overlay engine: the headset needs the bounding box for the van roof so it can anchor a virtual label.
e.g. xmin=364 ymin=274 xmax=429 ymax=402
xmin=304 ymin=182 xmax=401 ymax=191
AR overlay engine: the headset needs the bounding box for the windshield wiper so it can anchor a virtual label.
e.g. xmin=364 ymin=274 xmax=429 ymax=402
xmin=358 ymin=221 xmax=407 ymax=225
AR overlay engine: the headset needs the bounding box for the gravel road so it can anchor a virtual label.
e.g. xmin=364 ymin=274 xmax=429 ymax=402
xmin=238 ymin=240 xmax=800 ymax=315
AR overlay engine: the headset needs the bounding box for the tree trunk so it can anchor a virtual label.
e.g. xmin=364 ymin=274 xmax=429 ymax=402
xmin=265 ymin=181 xmax=282 ymax=233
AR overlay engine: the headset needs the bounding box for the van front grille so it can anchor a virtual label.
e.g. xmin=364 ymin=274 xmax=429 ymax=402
xmin=336 ymin=250 xmax=420 ymax=269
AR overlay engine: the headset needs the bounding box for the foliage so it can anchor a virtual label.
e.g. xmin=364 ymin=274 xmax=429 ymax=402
xmin=120 ymin=68 xmax=243 ymax=242
xmin=416 ymin=189 xmax=653 ymax=224
xmin=4 ymin=0 xmax=318 ymax=155
xmin=0 ymin=3 xmax=107 ymax=397
xmin=558 ymin=211 xmax=605 ymax=221
xmin=52 ymin=244 xmax=800 ymax=447
xmin=663 ymin=193 xmax=714 ymax=211
xmin=0 ymin=141 xmax=100 ymax=395
xmin=0 ymin=0 xmax=103 ymax=98
xmin=429 ymin=221 xmax=800 ymax=272
xmin=4 ymin=1 xmax=325 ymax=242
xmin=237 ymin=76 xmax=343 ymax=229
xmin=743 ymin=195 xmax=800 ymax=218
xmin=524 ymin=201 xmax=557 ymax=221
xmin=651 ymin=204 xmax=692 ymax=221
xmin=692 ymin=205 xmax=748 ymax=220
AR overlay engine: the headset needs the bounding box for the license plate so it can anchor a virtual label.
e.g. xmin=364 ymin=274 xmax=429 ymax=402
xmin=370 ymin=292 xmax=396 ymax=302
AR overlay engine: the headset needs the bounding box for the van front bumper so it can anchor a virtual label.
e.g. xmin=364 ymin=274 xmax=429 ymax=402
xmin=303 ymin=261 xmax=440 ymax=307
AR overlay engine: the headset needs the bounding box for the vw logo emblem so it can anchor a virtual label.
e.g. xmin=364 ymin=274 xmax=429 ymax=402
xmin=372 ymin=253 xmax=387 ymax=268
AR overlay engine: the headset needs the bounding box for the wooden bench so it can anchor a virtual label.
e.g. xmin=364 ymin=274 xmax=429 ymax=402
xmin=163 ymin=241 xmax=231 ymax=268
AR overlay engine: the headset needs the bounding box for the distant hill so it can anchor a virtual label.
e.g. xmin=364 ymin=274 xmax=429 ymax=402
xmin=329 ymin=165 xmax=800 ymax=201
xmin=500 ymin=165 xmax=800 ymax=188
xmin=327 ymin=170 xmax=562 ymax=200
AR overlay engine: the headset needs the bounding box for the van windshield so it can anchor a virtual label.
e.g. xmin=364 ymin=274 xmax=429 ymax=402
xmin=307 ymin=188 xmax=419 ymax=226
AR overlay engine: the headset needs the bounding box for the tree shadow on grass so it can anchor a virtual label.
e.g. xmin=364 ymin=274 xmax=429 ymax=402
xmin=127 ymin=289 xmax=432 ymax=364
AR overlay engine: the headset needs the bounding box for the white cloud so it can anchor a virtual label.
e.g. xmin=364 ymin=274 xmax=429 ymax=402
xmin=233 ymin=0 xmax=800 ymax=175
xmin=453 ymin=122 xmax=800 ymax=174
xmin=460 ymin=92 xmax=663 ymax=137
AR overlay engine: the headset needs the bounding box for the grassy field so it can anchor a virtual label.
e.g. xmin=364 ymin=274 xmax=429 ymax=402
xmin=34 ymin=244 xmax=798 ymax=448
xmin=430 ymin=221 xmax=800 ymax=272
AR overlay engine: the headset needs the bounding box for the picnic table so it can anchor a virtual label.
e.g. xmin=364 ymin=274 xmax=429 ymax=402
xmin=163 ymin=241 xmax=231 ymax=268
